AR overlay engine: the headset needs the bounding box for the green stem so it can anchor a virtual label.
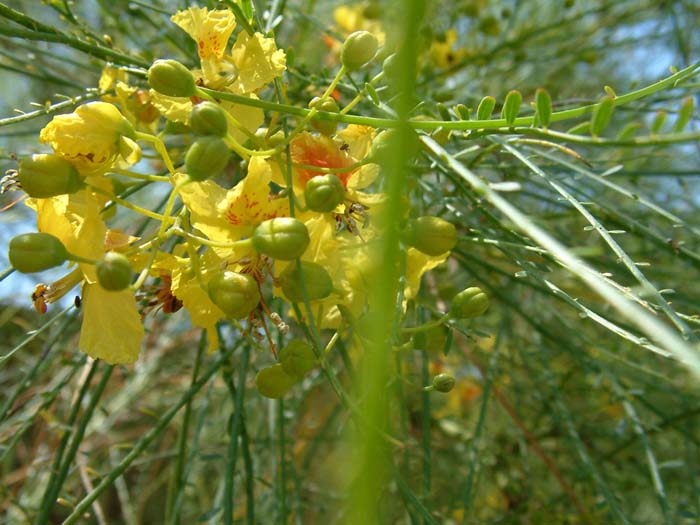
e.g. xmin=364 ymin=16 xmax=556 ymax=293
xmin=0 ymin=3 xmax=149 ymax=67
xmin=199 ymin=61 xmax=700 ymax=131
xmin=135 ymin=132 xmax=176 ymax=174
xmin=62 ymin=343 xmax=239 ymax=525
xmin=167 ymin=333 xmax=206 ymax=525
xmin=223 ymin=344 xmax=250 ymax=525
xmin=401 ymin=314 xmax=449 ymax=334
xmin=37 ymin=363 xmax=113 ymax=525
xmin=110 ymin=168 xmax=170 ymax=183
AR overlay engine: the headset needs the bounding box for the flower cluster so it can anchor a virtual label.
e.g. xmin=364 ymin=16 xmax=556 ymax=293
xmin=5 ymin=6 xmax=484 ymax=397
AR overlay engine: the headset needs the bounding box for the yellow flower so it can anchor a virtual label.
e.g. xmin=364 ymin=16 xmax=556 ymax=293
xmin=429 ymin=29 xmax=463 ymax=69
xmin=288 ymin=126 xmax=378 ymax=194
xmin=79 ymin=283 xmax=144 ymax=364
xmin=149 ymin=94 xmax=264 ymax=143
xmin=27 ymin=190 xmax=144 ymax=364
xmin=100 ymin=66 xmax=160 ymax=130
xmin=178 ymin=156 xmax=290 ymax=260
xmin=154 ymin=251 xmax=226 ymax=352
xmin=333 ymin=5 xmax=384 ymax=42
xmin=39 ymin=102 xmax=140 ymax=175
xmin=228 ymin=32 xmax=286 ymax=94
xmin=171 ymin=7 xmax=237 ymax=60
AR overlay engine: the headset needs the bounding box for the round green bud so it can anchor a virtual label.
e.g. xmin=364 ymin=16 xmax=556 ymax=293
xmin=9 ymin=232 xmax=68 ymax=273
xmin=432 ymin=373 xmax=455 ymax=393
xmin=304 ymin=174 xmax=345 ymax=213
xmin=96 ymin=252 xmax=133 ymax=291
xmin=278 ymin=261 xmax=333 ymax=303
xmin=255 ymin=364 xmax=299 ymax=398
xmin=341 ymin=31 xmax=379 ymax=71
xmin=252 ymin=218 xmax=310 ymax=260
xmin=185 ymin=136 xmax=230 ymax=181
xmin=190 ymin=101 xmax=228 ymax=137
xmin=402 ymin=216 xmax=457 ymax=256
xmin=147 ymin=59 xmax=197 ymax=97
xmin=279 ymin=339 xmax=317 ymax=377
xmin=362 ymin=1 xmax=382 ymax=19
xmin=368 ymin=128 xmax=421 ymax=162
xmin=309 ymin=96 xmax=339 ymax=136
xmin=382 ymin=53 xmax=400 ymax=81
xmin=207 ymin=271 xmax=260 ymax=319
xmin=18 ymin=154 xmax=83 ymax=198
xmin=450 ymin=287 xmax=489 ymax=319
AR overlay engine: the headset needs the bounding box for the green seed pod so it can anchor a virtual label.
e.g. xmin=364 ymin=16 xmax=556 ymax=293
xmin=449 ymin=287 xmax=489 ymax=319
xmin=368 ymin=128 xmax=420 ymax=162
xmin=17 ymin=154 xmax=84 ymax=198
xmin=9 ymin=232 xmax=68 ymax=273
xmin=279 ymin=339 xmax=317 ymax=377
xmin=535 ymin=88 xmax=552 ymax=128
xmin=341 ymin=31 xmax=379 ymax=71
xmin=207 ymin=271 xmax=260 ymax=319
xmin=309 ymin=97 xmax=340 ymax=136
xmin=190 ymin=101 xmax=228 ymax=137
xmin=502 ymin=90 xmax=522 ymax=126
xmin=591 ymin=95 xmax=615 ymax=137
xmin=476 ymin=96 xmax=496 ymax=120
xmin=255 ymin=364 xmax=299 ymax=398
xmin=673 ymin=97 xmax=694 ymax=132
xmin=382 ymin=53 xmax=399 ymax=81
xmin=252 ymin=218 xmax=310 ymax=260
xmin=454 ymin=103 xmax=470 ymax=120
xmin=278 ymin=261 xmax=333 ymax=303
xmin=304 ymin=174 xmax=345 ymax=212
xmin=147 ymin=59 xmax=197 ymax=97
xmin=185 ymin=136 xmax=230 ymax=181
xmin=402 ymin=216 xmax=457 ymax=256
xmin=651 ymin=111 xmax=667 ymax=134
xmin=432 ymin=373 xmax=455 ymax=393
xmin=96 ymin=252 xmax=133 ymax=291
xmin=362 ymin=1 xmax=382 ymax=19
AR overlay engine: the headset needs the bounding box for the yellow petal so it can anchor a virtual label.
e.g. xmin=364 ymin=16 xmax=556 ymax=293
xmin=177 ymin=177 xmax=238 ymax=250
xmin=230 ymin=32 xmax=286 ymax=94
xmin=149 ymin=90 xmax=193 ymax=124
xmin=336 ymin=124 xmax=375 ymax=159
xmin=39 ymin=102 xmax=135 ymax=174
xmin=221 ymin=97 xmax=264 ymax=143
xmin=222 ymin=157 xmax=290 ymax=240
xmin=404 ymin=247 xmax=449 ymax=299
xmin=79 ymin=283 xmax=144 ymax=364
xmin=171 ymin=253 xmax=225 ymax=353
xmin=171 ymin=7 xmax=237 ymax=60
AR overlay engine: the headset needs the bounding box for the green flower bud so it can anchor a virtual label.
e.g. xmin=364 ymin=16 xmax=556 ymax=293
xmin=147 ymin=59 xmax=197 ymax=97
xmin=96 ymin=252 xmax=133 ymax=291
xmin=255 ymin=364 xmax=300 ymax=398
xmin=309 ymin=96 xmax=339 ymax=136
xmin=207 ymin=271 xmax=260 ymax=319
xmin=402 ymin=216 xmax=457 ymax=256
xmin=432 ymin=373 xmax=455 ymax=393
xmin=17 ymin=154 xmax=84 ymax=198
xmin=341 ymin=31 xmax=379 ymax=71
xmin=368 ymin=128 xmax=420 ymax=162
xmin=382 ymin=53 xmax=399 ymax=81
xmin=278 ymin=261 xmax=333 ymax=303
xmin=304 ymin=174 xmax=345 ymax=212
xmin=9 ymin=232 xmax=68 ymax=273
xmin=185 ymin=136 xmax=230 ymax=181
xmin=450 ymin=287 xmax=489 ymax=319
xmin=190 ymin=101 xmax=228 ymax=137
xmin=279 ymin=339 xmax=317 ymax=377
xmin=362 ymin=1 xmax=382 ymax=19
xmin=252 ymin=218 xmax=310 ymax=260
